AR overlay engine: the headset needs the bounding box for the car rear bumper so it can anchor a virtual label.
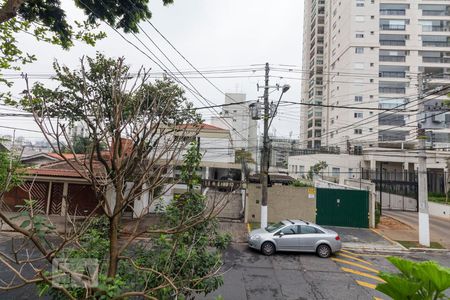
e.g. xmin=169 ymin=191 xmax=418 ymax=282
xmin=330 ymin=241 xmax=342 ymax=253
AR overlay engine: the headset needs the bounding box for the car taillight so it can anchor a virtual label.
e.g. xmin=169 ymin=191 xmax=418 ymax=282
xmin=335 ymin=235 xmax=341 ymax=241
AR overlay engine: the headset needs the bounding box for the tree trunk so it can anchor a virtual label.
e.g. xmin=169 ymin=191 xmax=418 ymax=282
xmin=107 ymin=210 xmax=120 ymax=277
xmin=0 ymin=0 xmax=25 ymax=24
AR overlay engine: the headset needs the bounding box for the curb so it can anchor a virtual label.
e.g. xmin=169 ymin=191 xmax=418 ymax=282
xmin=370 ymin=228 xmax=408 ymax=251
xmin=343 ymin=247 xmax=408 ymax=254
xmin=408 ymin=247 xmax=450 ymax=253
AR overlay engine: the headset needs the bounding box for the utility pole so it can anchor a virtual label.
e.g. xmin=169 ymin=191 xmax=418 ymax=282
xmin=417 ymin=73 xmax=430 ymax=247
xmin=260 ymin=62 xmax=270 ymax=229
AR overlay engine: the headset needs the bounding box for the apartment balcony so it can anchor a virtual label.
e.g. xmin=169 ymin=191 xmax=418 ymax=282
xmin=379 ymin=71 xmax=406 ymax=78
xmin=422 ymin=57 xmax=450 ymax=64
xmin=380 ymin=24 xmax=406 ymax=31
xmin=379 ymin=87 xmax=406 ymax=94
xmin=422 ymin=25 xmax=450 ymax=32
xmin=380 ymin=40 xmax=406 ymax=46
xmin=422 ymin=10 xmax=450 ymax=17
xmin=379 ymin=55 xmax=406 ymax=62
xmin=423 ymin=41 xmax=450 ymax=47
xmin=380 ymin=9 xmax=406 ymax=16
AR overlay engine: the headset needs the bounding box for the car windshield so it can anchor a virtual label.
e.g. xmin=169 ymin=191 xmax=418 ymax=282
xmin=265 ymin=222 xmax=285 ymax=233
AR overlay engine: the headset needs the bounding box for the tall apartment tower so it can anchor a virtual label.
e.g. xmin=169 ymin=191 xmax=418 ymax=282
xmin=210 ymin=93 xmax=258 ymax=161
xmin=301 ymin=0 xmax=326 ymax=149
xmin=301 ymin=0 xmax=450 ymax=150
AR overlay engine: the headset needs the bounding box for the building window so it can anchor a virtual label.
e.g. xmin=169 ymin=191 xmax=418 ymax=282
xmin=299 ymin=166 xmax=305 ymax=175
xmin=354 ymin=112 xmax=363 ymax=118
xmin=355 ymin=47 xmax=364 ymax=54
xmin=332 ymin=167 xmax=340 ymax=177
xmin=356 ymin=0 xmax=364 ymax=7
xmin=356 ymin=33 xmax=364 ymax=38
xmin=355 ymin=96 xmax=363 ymax=102
xmin=354 ymin=129 xmax=363 ymax=134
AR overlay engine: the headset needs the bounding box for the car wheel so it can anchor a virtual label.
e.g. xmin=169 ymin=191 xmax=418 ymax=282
xmin=261 ymin=242 xmax=275 ymax=256
xmin=316 ymin=244 xmax=331 ymax=258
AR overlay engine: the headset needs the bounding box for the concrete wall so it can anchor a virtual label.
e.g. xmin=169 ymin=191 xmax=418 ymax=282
xmin=429 ymin=202 xmax=450 ymax=220
xmin=245 ymin=184 xmax=316 ymax=224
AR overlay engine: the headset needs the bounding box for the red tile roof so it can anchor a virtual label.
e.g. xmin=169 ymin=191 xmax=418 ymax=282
xmin=178 ymin=123 xmax=228 ymax=131
xmin=25 ymin=159 xmax=106 ymax=179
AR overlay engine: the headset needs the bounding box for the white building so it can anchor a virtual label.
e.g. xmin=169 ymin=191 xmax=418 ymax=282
xmin=288 ymin=153 xmax=363 ymax=184
xmin=301 ymin=0 xmax=450 ymax=150
xmin=288 ymin=148 xmax=450 ymax=194
xmin=210 ymin=93 xmax=258 ymax=163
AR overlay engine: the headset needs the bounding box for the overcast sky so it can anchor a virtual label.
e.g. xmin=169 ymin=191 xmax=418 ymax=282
xmin=1 ymin=0 xmax=304 ymax=141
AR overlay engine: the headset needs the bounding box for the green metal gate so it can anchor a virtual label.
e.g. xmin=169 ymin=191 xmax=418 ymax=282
xmin=316 ymin=188 xmax=369 ymax=228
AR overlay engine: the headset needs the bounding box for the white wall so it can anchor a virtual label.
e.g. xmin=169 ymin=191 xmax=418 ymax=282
xmin=288 ymin=154 xmax=362 ymax=184
xmin=429 ymin=202 xmax=450 ymax=220
xmin=200 ymin=136 xmax=234 ymax=164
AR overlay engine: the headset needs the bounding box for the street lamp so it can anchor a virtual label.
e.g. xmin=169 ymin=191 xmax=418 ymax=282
xmin=260 ymin=83 xmax=290 ymax=229
xmin=268 ymin=84 xmax=291 ymax=130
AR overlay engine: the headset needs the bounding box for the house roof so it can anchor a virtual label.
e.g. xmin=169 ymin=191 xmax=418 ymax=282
xmin=178 ymin=123 xmax=228 ymax=132
xmin=25 ymin=158 xmax=106 ymax=179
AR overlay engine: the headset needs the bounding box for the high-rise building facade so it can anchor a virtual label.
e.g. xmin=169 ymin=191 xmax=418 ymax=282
xmin=301 ymin=0 xmax=450 ymax=150
xmin=210 ymin=93 xmax=258 ymax=161
xmin=301 ymin=0 xmax=326 ymax=149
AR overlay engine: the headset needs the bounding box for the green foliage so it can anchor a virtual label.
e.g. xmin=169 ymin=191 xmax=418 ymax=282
xmin=428 ymin=192 xmax=449 ymax=204
xmin=307 ymin=161 xmax=328 ymax=180
xmin=0 ymin=149 xmax=22 ymax=192
xmin=0 ymin=0 xmax=175 ymax=100
xmin=235 ymin=149 xmax=255 ymax=164
xmin=9 ymin=53 xmax=201 ymax=127
xmin=291 ymin=179 xmax=313 ymax=187
xmin=10 ymin=200 xmax=56 ymax=238
xmin=69 ymin=135 xmax=106 ymax=154
xmin=375 ymin=201 xmax=381 ymax=225
xmin=38 ymin=145 xmax=227 ymax=299
xmin=376 ymin=256 xmax=450 ymax=300
xmin=124 ymin=143 xmax=230 ymax=298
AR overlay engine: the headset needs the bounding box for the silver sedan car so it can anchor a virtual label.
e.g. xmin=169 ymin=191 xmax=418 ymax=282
xmin=248 ymin=220 xmax=342 ymax=258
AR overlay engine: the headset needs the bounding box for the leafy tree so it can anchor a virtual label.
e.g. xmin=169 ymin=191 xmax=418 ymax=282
xmin=235 ymin=149 xmax=255 ymax=164
xmin=376 ymin=256 xmax=450 ymax=300
xmin=0 ymin=147 xmax=22 ymax=192
xmin=307 ymin=161 xmax=328 ymax=180
xmin=0 ymin=0 xmax=175 ymax=99
xmin=0 ymin=55 xmax=231 ymax=299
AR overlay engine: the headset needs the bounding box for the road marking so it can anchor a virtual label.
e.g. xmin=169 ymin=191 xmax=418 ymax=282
xmin=356 ymin=280 xmax=377 ymax=289
xmin=332 ymin=258 xmax=380 ymax=274
xmin=338 ymin=253 xmax=373 ymax=266
xmin=341 ymin=267 xmax=385 ymax=282
xmin=342 ymin=249 xmax=389 ymax=258
xmin=374 ymin=297 xmax=384 ymax=300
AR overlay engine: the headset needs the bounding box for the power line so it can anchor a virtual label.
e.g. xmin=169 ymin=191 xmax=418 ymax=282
xmin=319 ymin=85 xmax=450 ymax=143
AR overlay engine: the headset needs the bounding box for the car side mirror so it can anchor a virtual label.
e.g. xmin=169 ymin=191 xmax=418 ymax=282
xmin=276 ymin=232 xmax=284 ymax=237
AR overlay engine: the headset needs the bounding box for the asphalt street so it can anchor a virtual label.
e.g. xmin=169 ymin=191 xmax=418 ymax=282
xmin=199 ymin=243 xmax=450 ymax=300
xmin=1 ymin=232 xmax=450 ymax=300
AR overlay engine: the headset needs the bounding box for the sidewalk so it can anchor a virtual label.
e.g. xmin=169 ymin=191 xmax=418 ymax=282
xmin=323 ymin=226 xmax=405 ymax=252
xmin=381 ymin=210 xmax=450 ymax=249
